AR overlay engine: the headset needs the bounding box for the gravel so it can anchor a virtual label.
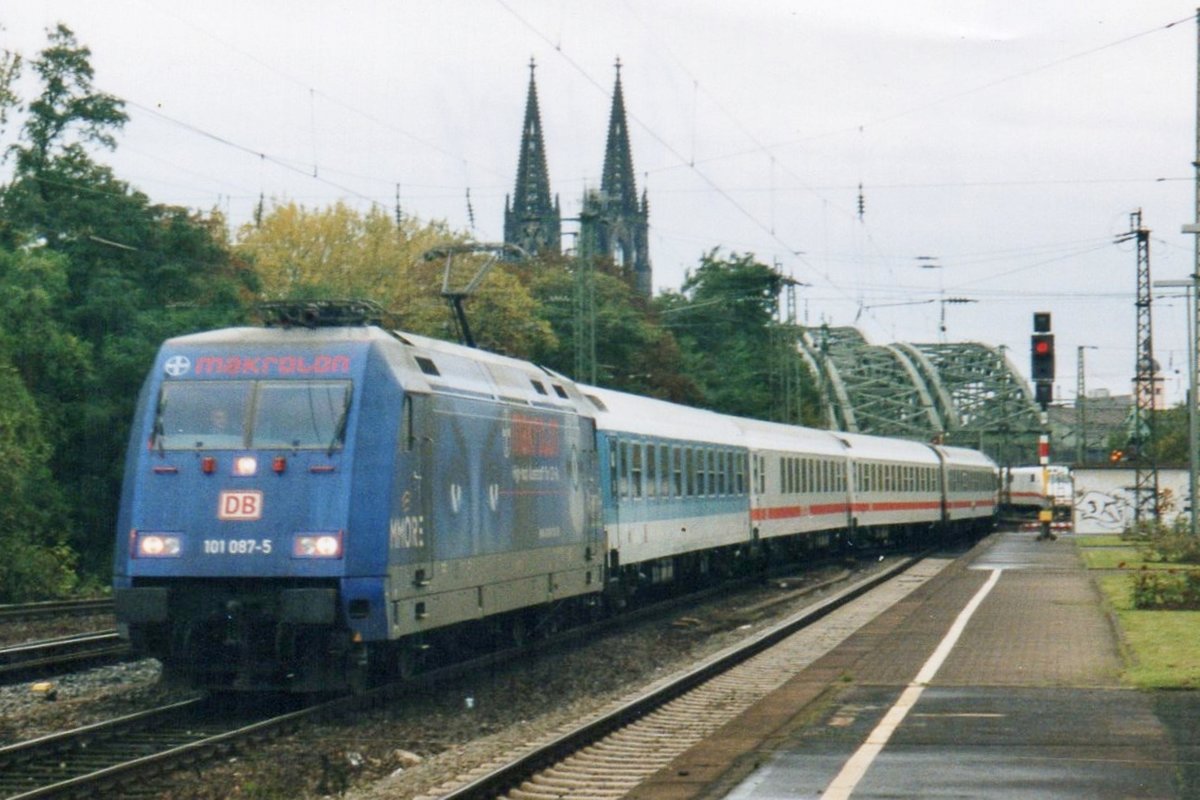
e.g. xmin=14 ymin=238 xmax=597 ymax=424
xmin=0 ymin=659 xmax=195 ymax=746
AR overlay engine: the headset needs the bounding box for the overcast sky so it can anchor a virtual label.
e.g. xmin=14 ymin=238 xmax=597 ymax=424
xmin=3 ymin=1 xmax=1199 ymax=404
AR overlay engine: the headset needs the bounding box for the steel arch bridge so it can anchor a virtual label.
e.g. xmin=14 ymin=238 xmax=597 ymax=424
xmin=798 ymin=326 xmax=1043 ymax=466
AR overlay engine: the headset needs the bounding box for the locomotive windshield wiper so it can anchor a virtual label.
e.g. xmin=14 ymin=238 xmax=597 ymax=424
xmin=327 ymin=385 xmax=352 ymax=456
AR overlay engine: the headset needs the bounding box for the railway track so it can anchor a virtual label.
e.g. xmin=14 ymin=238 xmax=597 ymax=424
xmin=431 ymin=553 xmax=947 ymax=800
xmin=0 ymin=553 xmax=907 ymax=799
xmin=0 ymin=631 xmax=130 ymax=684
xmin=0 ymin=600 xmax=114 ymax=624
xmin=0 ymin=696 xmax=288 ymax=800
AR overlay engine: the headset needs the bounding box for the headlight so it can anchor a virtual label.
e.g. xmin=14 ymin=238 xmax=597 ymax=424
xmin=293 ymin=531 xmax=343 ymax=559
xmin=234 ymin=456 xmax=258 ymax=476
xmin=136 ymin=532 xmax=182 ymax=558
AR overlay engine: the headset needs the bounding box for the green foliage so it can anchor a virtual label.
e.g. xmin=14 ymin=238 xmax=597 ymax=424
xmin=0 ymin=25 xmax=252 ymax=579
xmin=0 ymin=355 xmax=78 ymax=601
xmin=1122 ymin=518 xmax=1200 ymax=611
xmin=656 ymin=250 xmax=819 ymax=423
xmin=1129 ymin=569 xmax=1200 ymax=611
xmin=11 ymin=24 xmax=126 ymax=176
xmin=529 ymin=259 xmax=698 ymax=401
xmin=1124 ymin=516 xmax=1200 ymax=564
xmin=1147 ymin=404 xmax=1188 ymax=465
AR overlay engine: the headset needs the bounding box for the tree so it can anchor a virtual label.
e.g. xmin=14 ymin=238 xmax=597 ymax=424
xmin=236 ymin=201 xmax=556 ymax=357
xmin=656 ymin=249 xmax=819 ymax=423
xmin=0 ymin=25 xmax=252 ymax=577
xmin=529 ymin=258 xmax=698 ymax=401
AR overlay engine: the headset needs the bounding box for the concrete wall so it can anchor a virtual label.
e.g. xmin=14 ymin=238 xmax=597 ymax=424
xmin=1072 ymin=467 xmax=1189 ymax=534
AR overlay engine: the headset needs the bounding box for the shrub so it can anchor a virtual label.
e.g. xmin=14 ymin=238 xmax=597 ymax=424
xmin=0 ymin=540 xmax=80 ymax=603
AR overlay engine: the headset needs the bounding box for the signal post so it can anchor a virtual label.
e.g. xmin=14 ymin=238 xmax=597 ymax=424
xmin=1031 ymin=312 xmax=1056 ymax=541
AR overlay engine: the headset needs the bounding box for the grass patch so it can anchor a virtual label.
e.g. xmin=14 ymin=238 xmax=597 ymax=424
xmin=1078 ymin=546 xmax=1146 ymax=570
xmin=1073 ymin=535 xmax=1125 ymax=548
xmin=1096 ymin=573 xmax=1200 ymax=689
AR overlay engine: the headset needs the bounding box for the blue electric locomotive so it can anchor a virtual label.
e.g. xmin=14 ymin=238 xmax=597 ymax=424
xmin=114 ymin=312 xmax=600 ymax=691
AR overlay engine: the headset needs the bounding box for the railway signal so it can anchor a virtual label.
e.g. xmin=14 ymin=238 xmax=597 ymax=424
xmin=1031 ymin=313 xmax=1054 ymax=409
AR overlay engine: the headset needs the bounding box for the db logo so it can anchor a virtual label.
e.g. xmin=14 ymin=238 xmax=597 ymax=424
xmin=219 ymin=491 xmax=263 ymax=521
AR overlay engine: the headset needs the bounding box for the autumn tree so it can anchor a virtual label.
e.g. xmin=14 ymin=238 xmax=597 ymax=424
xmin=236 ymin=201 xmax=556 ymax=357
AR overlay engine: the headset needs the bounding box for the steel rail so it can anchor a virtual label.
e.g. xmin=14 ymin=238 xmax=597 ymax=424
xmin=435 ymin=554 xmax=921 ymax=800
xmin=0 ymin=600 xmax=114 ymax=623
xmin=0 ymin=631 xmax=128 ymax=683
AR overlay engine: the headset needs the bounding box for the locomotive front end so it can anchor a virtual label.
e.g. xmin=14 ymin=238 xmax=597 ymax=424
xmin=113 ymin=327 xmax=377 ymax=692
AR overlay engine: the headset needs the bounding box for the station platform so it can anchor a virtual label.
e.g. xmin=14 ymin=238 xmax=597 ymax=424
xmin=630 ymin=530 xmax=1200 ymax=799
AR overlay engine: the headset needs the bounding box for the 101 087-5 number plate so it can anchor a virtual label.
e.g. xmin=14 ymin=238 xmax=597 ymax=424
xmin=203 ymin=539 xmax=273 ymax=555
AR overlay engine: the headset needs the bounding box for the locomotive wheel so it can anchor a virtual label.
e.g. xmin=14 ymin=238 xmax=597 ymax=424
xmin=510 ymin=615 xmax=529 ymax=648
xmin=346 ymin=643 xmax=371 ymax=694
xmin=397 ymin=644 xmax=421 ymax=680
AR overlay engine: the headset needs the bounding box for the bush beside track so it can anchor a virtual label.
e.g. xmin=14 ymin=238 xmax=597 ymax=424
xmin=1077 ymin=534 xmax=1200 ymax=689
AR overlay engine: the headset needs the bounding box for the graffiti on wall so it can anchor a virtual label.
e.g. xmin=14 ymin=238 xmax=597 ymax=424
xmin=1075 ymin=490 xmax=1132 ymax=532
xmin=1072 ymin=469 xmax=1189 ymax=534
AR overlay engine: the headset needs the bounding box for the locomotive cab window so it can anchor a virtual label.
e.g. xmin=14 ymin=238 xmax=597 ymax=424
xmin=154 ymin=380 xmax=352 ymax=451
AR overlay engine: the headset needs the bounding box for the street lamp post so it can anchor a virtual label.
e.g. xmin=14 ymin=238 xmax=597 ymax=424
xmin=1155 ymin=276 xmax=1199 ymax=535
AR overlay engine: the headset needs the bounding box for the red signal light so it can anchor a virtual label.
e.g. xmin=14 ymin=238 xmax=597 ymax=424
xmin=1031 ymin=333 xmax=1055 ymax=382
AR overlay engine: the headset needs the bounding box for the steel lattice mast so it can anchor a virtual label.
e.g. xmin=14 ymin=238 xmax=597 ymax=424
xmin=1124 ymin=209 xmax=1159 ymax=522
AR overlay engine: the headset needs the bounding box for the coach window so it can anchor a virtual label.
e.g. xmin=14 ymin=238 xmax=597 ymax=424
xmin=672 ymin=446 xmax=682 ymax=497
xmin=619 ymin=441 xmax=629 ymax=498
xmin=610 ymin=438 xmax=620 ymax=499
xmin=704 ymin=449 xmax=713 ymax=496
xmin=737 ymin=453 xmax=746 ymax=495
xmin=685 ymin=448 xmax=694 ymax=496
xmin=632 ymin=443 xmax=644 ymax=498
xmin=647 ymin=444 xmax=657 ymax=499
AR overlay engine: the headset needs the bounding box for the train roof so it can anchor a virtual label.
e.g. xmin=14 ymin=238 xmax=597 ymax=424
xmin=580 ymin=385 xmax=746 ymax=447
xmin=935 ymin=444 xmax=1000 ymax=471
xmin=832 ymin=430 xmax=941 ymax=465
xmin=165 ymin=325 xmax=390 ymax=346
xmin=733 ymin=416 xmax=848 ymax=457
xmin=388 ymin=329 xmax=585 ymax=412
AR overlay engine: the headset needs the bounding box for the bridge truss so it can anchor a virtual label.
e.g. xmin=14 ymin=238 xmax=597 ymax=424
xmin=799 ymin=326 xmax=1043 ymax=466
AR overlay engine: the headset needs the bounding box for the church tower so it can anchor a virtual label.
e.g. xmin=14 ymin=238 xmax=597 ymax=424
xmin=504 ymin=59 xmax=561 ymax=257
xmin=579 ymin=59 xmax=652 ymax=297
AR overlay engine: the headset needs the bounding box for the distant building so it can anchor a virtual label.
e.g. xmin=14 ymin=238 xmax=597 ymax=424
xmin=1049 ymin=389 xmax=1133 ymax=465
xmin=504 ymin=60 xmax=652 ymax=297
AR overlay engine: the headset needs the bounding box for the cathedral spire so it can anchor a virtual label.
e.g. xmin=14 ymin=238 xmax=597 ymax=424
xmin=504 ymin=58 xmax=561 ymax=257
xmin=600 ymin=58 xmax=639 ymax=213
xmin=580 ymin=58 xmax=652 ymax=296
